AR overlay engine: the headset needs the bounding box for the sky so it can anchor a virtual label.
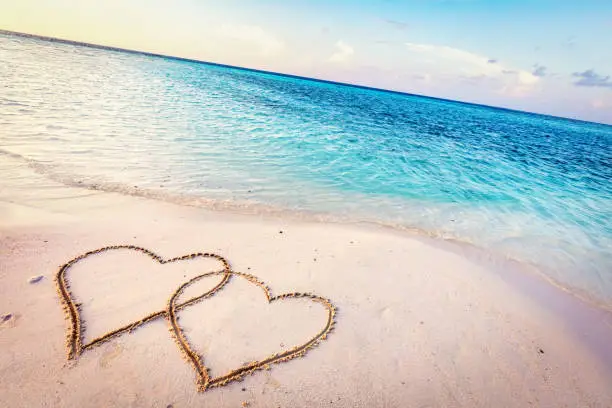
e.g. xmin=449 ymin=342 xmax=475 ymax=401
xmin=1 ymin=0 xmax=611 ymax=124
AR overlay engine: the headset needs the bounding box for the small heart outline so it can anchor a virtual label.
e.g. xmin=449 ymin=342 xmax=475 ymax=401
xmin=167 ymin=270 xmax=336 ymax=391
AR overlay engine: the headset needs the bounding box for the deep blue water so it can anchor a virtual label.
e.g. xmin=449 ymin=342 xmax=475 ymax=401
xmin=1 ymin=33 xmax=611 ymax=304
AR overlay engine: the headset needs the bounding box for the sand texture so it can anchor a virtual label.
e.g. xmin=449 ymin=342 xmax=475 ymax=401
xmin=1 ymin=173 xmax=612 ymax=407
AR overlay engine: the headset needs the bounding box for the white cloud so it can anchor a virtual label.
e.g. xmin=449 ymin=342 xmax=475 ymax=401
xmin=591 ymin=98 xmax=610 ymax=109
xmin=405 ymin=43 xmax=493 ymax=72
xmin=517 ymin=70 xmax=539 ymax=85
xmin=217 ymin=24 xmax=284 ymax=56
xmin=404 ymin=42 xmax=539 ymax=96
xmin=329 ymin=40 xmax=354 ymax=63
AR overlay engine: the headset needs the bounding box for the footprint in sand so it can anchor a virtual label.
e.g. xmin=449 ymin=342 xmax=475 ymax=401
xmin=28 ymin=275 xmax=44 ymax=284
xmin=0 ymin=313 xmax=19 ymax=329
xmin=99 ymin=344 xmax=124 ymax=368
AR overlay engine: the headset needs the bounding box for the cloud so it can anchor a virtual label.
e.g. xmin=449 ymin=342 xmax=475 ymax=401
xmin=591 ymin=99 xmax=610 ymax=109
xmin=383 ymin=19 xmax=409 ymax=30
xmin=572 ymin=69 xmax=612 ymax=88
xmin=412 ymin=73 xmax=432 ymax=83
xmin=405 ymin=42 xmax=488 ymax=67
xmin=460 ymin=74 xmax=490 ymax=85
xmin=532 ymin=64 xmax=547 ymax=77
xmin=403 ymin=42 xmax=540 ymax=96
xmin=517 ymin=71 xmax=539 ymax=85
xmin=404 ymin=42 xmax=537 ymax=82
xmin=217 ymin=24 xmax=284 ymax=56
xmin=375 ymin=40 xmax=401 ymax=45
xmin=329 ymin=40 xmax=354 ymax=63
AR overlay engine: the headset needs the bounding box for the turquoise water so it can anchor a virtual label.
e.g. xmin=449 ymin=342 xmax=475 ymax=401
xmin=1 ymin=33 xmax=611 ymax=305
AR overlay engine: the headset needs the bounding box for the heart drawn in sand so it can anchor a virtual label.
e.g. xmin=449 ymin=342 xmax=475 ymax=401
xmin=55 ymin=245 xmax=336 ymax=392
xmin=167 ymin=270 xmax=336 ymax=391
xmin=55 ymin=245 xmax=232 ymax=360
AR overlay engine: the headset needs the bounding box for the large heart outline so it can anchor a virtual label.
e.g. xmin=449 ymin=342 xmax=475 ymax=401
xmin=55 ymin=245 xmax=232 ymax=359
xmin=167 ymin=270 xmax=337 ymax=392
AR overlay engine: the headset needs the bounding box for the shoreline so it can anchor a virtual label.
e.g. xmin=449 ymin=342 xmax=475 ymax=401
xmin=3 ymin=146 xmax=612 ymax=314
xmin=4 ymin=186 xmax=612 ymax=370
xmin=1 ymin=161 xmax=612 ymax=406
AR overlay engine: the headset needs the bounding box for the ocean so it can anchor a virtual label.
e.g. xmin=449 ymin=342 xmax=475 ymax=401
xmin=1 ymin=32 xmax=611 ymax=307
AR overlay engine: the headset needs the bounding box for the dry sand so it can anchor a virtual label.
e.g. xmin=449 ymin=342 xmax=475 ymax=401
xmin=1 ymin=170 xmax=612 ymax=407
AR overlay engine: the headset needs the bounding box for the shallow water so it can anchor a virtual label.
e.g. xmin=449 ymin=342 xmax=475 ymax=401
xmin=1 ymin=32 xmax=611 ymax=304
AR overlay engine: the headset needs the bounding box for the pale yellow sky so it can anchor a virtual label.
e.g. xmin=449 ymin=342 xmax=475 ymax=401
xmin=0 ymin=1 xmax=341 ymax=87
xmin=1 ymin=1 xmax=217 ymax=60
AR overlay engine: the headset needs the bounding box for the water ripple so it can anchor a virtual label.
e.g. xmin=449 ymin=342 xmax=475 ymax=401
xmin=1 ymin=32 xmax=611 ymax=304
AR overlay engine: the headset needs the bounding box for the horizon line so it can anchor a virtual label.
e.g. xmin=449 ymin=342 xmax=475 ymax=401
xmin=1 ymin=28 xmax=609 ymax=128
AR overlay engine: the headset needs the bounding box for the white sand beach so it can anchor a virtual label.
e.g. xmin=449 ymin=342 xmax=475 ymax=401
xmin=1 ymin=165 xmax=612 ymax=408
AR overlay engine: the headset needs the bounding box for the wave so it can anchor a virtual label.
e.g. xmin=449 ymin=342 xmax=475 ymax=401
xmin=2 ymin=146 xmax=611 ymax=314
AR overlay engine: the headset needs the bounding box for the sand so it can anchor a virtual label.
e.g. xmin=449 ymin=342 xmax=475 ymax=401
xmin=1 ymin=170 xmax=612 ymax=407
